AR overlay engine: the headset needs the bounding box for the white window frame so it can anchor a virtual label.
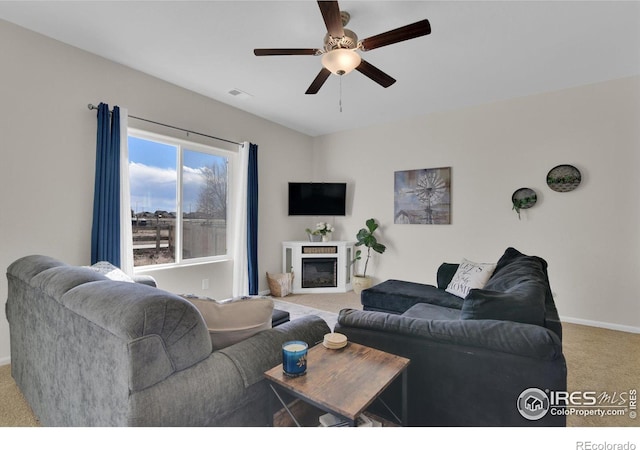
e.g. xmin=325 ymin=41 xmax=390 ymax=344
xmin=128 ymin=128 xmax=235 ymax=272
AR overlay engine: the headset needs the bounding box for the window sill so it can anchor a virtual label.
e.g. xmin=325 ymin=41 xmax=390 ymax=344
xmin=133 ymin=257 xmax=231 ymax=274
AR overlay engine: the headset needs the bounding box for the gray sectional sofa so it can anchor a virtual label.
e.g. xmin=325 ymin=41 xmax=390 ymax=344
xmin=5 ymin=255 xmax=329 ymax=426
xmin=335 ymin=247 xmax=567 ymax=426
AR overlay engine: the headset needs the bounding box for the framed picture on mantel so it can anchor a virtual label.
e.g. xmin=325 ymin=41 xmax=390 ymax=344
xmin=394 ymin=167 xmax=451 ymax=224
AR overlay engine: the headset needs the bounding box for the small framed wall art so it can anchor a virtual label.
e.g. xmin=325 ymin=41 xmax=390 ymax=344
xmin=394 ymin=167 xmax=451 ymax=224
xmin=546 ymin=164 xmax=581 ymax=192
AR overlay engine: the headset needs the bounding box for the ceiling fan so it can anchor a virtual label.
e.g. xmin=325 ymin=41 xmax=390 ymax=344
xmin=254 ymin=1 xmax=431 ymax=94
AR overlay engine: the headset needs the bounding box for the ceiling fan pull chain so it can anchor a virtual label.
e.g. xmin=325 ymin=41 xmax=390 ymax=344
xmin=339 ymin=75 xmax=343 ymax=113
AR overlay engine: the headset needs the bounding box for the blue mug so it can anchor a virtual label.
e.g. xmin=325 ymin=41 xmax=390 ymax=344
xmin=282 ymin=341 xmax=308 ymax=377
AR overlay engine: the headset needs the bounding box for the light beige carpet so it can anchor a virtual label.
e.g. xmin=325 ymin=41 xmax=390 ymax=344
xmin=0 ymin=364 xmax=39 ymax=427
xmin=277 ymin=291 xmax=362 ymax=315
xmin=1 ymin=292 xmax=638 ymax=427
xmin=272 ymin=291 xmax=361 ymax=330
xmin=561 ymin=322 xmax=640 ymax=427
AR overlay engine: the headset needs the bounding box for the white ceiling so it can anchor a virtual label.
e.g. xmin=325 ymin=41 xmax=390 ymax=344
xmin=1 ymin=1 xmax=639 ymax=136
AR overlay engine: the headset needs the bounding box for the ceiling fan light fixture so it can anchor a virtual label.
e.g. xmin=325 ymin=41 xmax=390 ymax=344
xmin=321 ymin=49 xmax=361 ymax=75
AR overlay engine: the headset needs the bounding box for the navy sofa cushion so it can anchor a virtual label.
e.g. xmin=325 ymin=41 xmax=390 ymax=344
xmin=361 ymin=279 xmax=464 ymax=313
xmin=460 ymin=282 xmax=546 ymax=326
xmin=485 ymin=247 xmax=549 ymax=291
xmin=460 ymin=248 xmax=548 ymax=326
xmin=402 ymin=302 xmax=461 ymax=320
xmin=271 ymin=308 xmax=290 ymax=327
xmin=436 ymin=263 xmax=459 ymax=289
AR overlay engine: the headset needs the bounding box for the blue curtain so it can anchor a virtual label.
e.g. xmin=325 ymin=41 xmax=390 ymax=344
xmin=247 ymin=143 xmax=259 ymax=295
xmin=91 ymin=103 xmax=121 ymax=266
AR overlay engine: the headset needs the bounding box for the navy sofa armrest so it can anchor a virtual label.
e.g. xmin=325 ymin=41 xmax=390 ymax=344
xmin=338 ymin=309 xmax=562 ymax=360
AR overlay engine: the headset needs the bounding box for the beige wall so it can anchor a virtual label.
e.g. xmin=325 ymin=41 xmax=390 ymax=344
xmin=1 ymin=19 xmax=638 ymax=363
xmin=313 ymin=76 xmax=640 ymax=332
xmin=0 ymin=20 xmax=314 ymax=363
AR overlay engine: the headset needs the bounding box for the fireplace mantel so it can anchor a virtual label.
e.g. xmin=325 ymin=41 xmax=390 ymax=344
xmin=282 ymin=241 xmax=355 ymax=294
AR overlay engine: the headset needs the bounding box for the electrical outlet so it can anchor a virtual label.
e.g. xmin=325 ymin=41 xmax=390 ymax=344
xmin=202 ymin=279 xmax=210 ymax=290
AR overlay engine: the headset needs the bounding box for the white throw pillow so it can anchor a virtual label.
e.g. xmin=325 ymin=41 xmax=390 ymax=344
xmin=184 ymin=296 xmax=274 ymax=350
xmin=88 ymin=261 xmax=134 ymax=283
xmin=445 ymin=258 xmax=497 ymax=299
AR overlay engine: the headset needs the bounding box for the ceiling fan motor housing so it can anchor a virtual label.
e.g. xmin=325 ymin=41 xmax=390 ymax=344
xmin=323 ymin=28 xmax=358 ymax=52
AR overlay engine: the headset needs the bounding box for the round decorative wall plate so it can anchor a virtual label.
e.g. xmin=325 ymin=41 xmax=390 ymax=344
xmin=512 ymin=188 xmax=537 ymax=210
xmin=547 ymin=164 xmax=581 ymax=192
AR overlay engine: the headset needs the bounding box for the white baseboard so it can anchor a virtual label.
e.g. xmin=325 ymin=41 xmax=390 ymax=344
xmin=0 ymin=356 xmax=11 ymax=366
xmin=561 ymin=315 xmax=640 ymax=334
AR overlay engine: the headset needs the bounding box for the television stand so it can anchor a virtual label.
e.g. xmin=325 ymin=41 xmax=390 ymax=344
xmin=282 ymin=241 xmax=355 ymax=294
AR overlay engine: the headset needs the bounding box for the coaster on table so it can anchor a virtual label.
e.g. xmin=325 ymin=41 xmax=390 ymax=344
xmin=323 ymin=332 xmax=347 ymax=349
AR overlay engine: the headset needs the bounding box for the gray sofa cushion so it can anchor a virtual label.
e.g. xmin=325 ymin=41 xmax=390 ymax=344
xmin=7 ymin=254 xmax=66 ymax=282
xmin=31 ymin=266 xmax=108 ymax=299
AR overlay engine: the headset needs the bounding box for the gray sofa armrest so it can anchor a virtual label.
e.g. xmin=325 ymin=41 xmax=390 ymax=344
xmin=132 ymin=274 xmax=157 ymax=287
xmin=55 ymin=278 xmax=213 ymax=391
xmin=129 ymin=315 xmax=331 ymax=426
xmin=220 ymin=315 xmax=331 ymax=388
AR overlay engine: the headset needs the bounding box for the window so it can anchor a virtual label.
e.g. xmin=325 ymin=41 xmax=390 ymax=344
xmin=128 ymin=130 xmax=232 ymax=268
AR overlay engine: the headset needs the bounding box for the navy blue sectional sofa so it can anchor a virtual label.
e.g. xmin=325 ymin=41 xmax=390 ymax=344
xmin=335 ymin=248 xmax=567 ymax=426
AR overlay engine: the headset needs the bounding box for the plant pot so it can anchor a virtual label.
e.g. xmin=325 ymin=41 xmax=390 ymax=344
xmin=308 ymin=233 xmax=322 ymax=242
xmin=352 ymin=275 xmax=373 ymax=295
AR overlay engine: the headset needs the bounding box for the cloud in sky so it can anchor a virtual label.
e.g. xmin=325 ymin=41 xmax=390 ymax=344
xmin=128 ymin=135 xmax=228 ymax=214
xmin=130 ymin=162 xmax=206 ymax=214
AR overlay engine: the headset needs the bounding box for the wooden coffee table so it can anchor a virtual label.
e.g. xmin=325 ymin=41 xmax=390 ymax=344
xmin=264 ymin=341 xmax=410 ymax=427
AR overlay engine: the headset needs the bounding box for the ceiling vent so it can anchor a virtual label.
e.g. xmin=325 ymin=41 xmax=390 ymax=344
xmin=228 ymin=88 xmax=253 ymax=100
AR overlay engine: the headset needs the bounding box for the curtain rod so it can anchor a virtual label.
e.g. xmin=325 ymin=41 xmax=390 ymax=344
xmin=87 ymin=103 xmax=241 ymax=146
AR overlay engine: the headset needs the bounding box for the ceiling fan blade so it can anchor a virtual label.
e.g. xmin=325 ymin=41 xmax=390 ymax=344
xmin=360 ymin=19 xmax=431 ymax=51
xmin=305 ymin=68 xmax=332 ymax=94
xmin=355 ymin=59 xmax=396 ymax=88
xmin=318 ymin=1 xmax=344 ymax=37
xmin=254 ymin=48 xmax=320 ymax=56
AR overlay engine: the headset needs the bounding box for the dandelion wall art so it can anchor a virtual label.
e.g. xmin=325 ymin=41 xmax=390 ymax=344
xmin=394 ymin=167 xmax=451 ymax=224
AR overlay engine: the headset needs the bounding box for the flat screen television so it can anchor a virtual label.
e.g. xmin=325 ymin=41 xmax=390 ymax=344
xmin=288 ymin=182 xmax=347 ymax=216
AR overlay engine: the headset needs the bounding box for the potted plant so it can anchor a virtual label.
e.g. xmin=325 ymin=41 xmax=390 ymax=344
xmin=305 ymin=227 xmax=322 ymax=242
xmin=350 ymin=218 xmax=386 ymax=294
xmin=512 ymin=195 xmax=536 ymax=220
xmin=511 ymin=188 xmax=537 ymax=220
